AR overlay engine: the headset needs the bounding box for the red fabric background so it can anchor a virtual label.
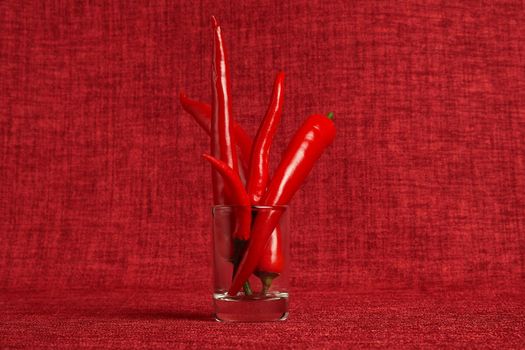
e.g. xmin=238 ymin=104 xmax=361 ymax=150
xmin=1 ymin=0 xmax=524 ymax=348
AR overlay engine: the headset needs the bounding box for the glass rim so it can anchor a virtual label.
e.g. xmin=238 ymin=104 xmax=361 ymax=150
xmin=212 ymin=204 xmax=288 ymax=210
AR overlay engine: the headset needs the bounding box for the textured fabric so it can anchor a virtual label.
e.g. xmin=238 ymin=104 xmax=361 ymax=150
xmin=1 ymin=290 xmax=524 ymax=349
xmin=1 ymin=0 xmax=523 ymax=293
xmin=0 ymin=0 xmax=524 ymax=348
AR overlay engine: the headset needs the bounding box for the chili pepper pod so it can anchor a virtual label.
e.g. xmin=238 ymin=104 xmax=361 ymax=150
xmin=202 ymin=154 xmax=253 ymax=295
xmin=229 ymin=113 xmax=336 ymax=295
xmin=202 ymin=154 xmax=251 ymax=240
xmin=254 ymin=226 xmax=284 ymax=294
xmin=245 ymin=72 xmax=285 ymax=293
xmin=179 ymin=93 xmax=212 ymax=136
xmin=179 ymin=93 xmax=252 ymax=177
xmin=210 ymin=16 xmax=239 ymax=203
xmin=246 ymin=72 xmax=285 ymax=203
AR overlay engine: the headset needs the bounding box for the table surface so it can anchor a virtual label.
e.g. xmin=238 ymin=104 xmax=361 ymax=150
xmin=1 ymin=289 xmax=523 ymax=349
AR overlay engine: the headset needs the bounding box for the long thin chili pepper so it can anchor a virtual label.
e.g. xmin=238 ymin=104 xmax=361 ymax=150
xmin=210 ymin=16 xmax=238 ymax=203
xmin=202 ymin=154 xmax=253 ymax=295
xmin=179 ymin=92 xmax=252 ymax=174
xmin=246 ymin=72 xmax=285 ymax=204
xmin=229 ymin=112 xmax=336 ymax=295
xmin=244 ymin=72 xmax=285 ymax=293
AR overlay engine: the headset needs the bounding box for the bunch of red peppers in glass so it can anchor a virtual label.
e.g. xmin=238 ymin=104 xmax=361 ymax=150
xmin=180 ymin=17 xmax=336 ymax=296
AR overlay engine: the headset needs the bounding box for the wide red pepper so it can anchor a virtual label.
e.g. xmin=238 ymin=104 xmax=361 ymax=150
xmin=210 ymin=16 xmax=238 ymax=204
xmin=254 ymin=227 xmax=283 ymax=293
xmin=229 ymin=113 xmax=336 ymax=295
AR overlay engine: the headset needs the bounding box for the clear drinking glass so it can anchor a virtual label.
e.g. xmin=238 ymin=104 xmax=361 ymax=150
xmin=212 ymin=205 xmax=289 ymax=322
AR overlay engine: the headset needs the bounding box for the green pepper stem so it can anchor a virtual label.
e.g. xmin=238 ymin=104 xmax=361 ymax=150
xmin=326 ymin=112 xmax=334 ymax=120
xmin=261 ymin=276 xmax=272 ymax=294
xmin=243 ymin=281 xmax=253 ymax=295
xmin=257 ymin=272 xmax=279 ymax=295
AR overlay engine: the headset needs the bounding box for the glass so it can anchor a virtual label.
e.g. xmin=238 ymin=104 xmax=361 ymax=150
xmin=212 ymin=205 xmax=289 ymax=322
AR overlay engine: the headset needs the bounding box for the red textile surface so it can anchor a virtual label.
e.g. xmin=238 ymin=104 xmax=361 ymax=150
xmin=1 ymin=290 xmax=524 ymax=349
xmin=0 ymin=0 xmax=524 ymax=348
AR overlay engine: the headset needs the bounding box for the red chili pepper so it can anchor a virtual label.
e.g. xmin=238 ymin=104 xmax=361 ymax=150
xmin=210 ymin=16 xmax=238 ymax=204
xmin=229 ymin=113 xmax=336 ymax=295
xmin=178 ymin=93 xmax=212 ymax=136
xmin=244 ymin=72 xmax=285 ymax=293
xmin=246 ymin=72 xmax=285 ymax=204
xmin=202 ymin=154 xmax=251 ymax=241
xmin=254 ymin=227 xmax=283 ymax=293
xmin=202 ymin=153 xmax=253 ymax=295
xmin=179 ymin=93 xmax=252 ymax=174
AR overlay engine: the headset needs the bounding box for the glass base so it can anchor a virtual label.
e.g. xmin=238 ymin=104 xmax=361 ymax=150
xmin=213 ymin=292 xmax=289 ymax=322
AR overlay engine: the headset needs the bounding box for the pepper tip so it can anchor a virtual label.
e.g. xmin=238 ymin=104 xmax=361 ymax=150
xmin=211 ymin=16 xmax=218 ymax=28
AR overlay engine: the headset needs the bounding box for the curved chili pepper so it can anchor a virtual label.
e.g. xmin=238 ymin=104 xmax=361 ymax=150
xmin=246 ymin=72 xmax=285 ymax=204
xmin=210 ymin=16 xmax=238 ymax=204
xmin=178 ymin=93 xmax=212 ymax=136
xmin=229 ymin=113 xmax=336 ymax=295
xmin=179 ymin=92 xmax=252 ymax=174
xmin=202 ymin=154 xmax=253 ymax=295
xmin=202 ymin=154 xmax=251 ymax=240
